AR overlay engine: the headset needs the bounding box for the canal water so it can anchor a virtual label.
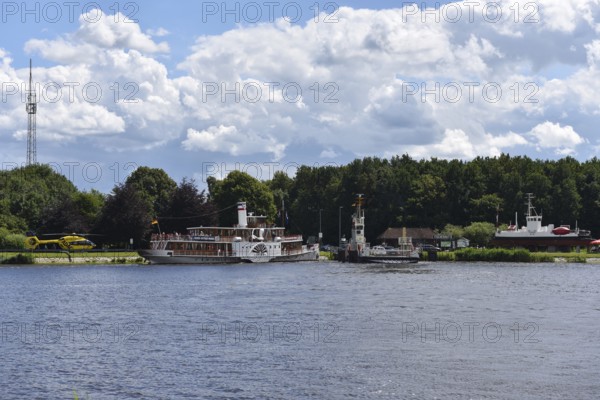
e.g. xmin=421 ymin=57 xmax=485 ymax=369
xmin=0 ymin=262 xmax=598 ymax=399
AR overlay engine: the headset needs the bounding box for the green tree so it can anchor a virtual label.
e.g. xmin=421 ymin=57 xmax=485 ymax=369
xmin=0 ymin=199 xmax=27 ymax=232
xmin=268 ymin=171 xmax=294 ymax=227
xmin=470 ymin=194 xmax=503 ymax=224
xmin=289 ymin=165 xmax=344 ymax=240
xmin=441 ymin=224 xmax=465 ymax=239
xmin=549 ymin=159 xmax=582 ymax=226
xmin=161 ymin=178 xmax=217 ymax=233
xmin=463 ymin=222 xmax=496 ymax=247
xmin=406 ymin=174 xmax=447 ymax=228
xmin=126 ymin=167 xmax=177 ymax=218
xmin=74 ymin=190 xmax=105 ymax=228
xmin=208 ymin=171 xmax=276 ymax=226
xmin=43 ymin=196 xmax=86 ymax=233
xmin=579 ymin=159 xmax=600 ymax=236
xmin=444 ymin=160 xmax=470 ymax=225
xmin=0 ymin=165 xmax=78 ymax=231
xmin=268 ymin=171 xmax=294 ymax=194
xmin=95 ymin=183 xmax=152 ymax=247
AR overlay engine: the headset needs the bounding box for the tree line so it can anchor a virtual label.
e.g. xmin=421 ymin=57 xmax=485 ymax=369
xmin=1 ymin=154 xmax=599 ymax=248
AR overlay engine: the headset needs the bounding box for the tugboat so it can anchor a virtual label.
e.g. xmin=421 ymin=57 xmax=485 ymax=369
xmin=491 ymin=193 xmax=593 ymax=251
xmin=139 ymin=202 xmax=319 ymax=264
xmin=339 ymin=195 xmax=419 ymax=264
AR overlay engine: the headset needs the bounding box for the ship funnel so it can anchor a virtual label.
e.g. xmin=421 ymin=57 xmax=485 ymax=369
xmin=237 ymin=202 xmax=248 ymax=228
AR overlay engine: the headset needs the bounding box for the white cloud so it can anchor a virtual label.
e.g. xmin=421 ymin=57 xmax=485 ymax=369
xmin=320 ymin=149 xmax=339 ymax=158
xmin=25 ymin=12 xmax=169 ymax=64
xmin=484 ymin=131 xmax=529 ymax=149
xmin=4 ymin=1 xmax=600 ymax=176
xmin=435 ymin=129 xmax=477 ymax=159
xmin=182 ymin=125 xmax=286 ymax=160
xmin=76 ymin=12 xmax=169 ymax=53
xmin=174 ymin=3 xmax=600 ymax=161
xmin=16 ymin=12 xmax=182 ymax=151
xmin=146 ymin=27 xmax=170 ymax=37
xmin=585 ymin=40 xmax=600 ymax=68
xmin=396 ymin=129 xmax=529 ymax=160
xmin=528 ymin=121 xmax=586 ymax=154
xmin=538 ymin=0 xmax=599 ymax=33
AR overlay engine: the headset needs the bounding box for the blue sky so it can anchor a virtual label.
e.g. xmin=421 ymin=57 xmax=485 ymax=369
xmin=1 ymin=0 xmax=599 ymax=192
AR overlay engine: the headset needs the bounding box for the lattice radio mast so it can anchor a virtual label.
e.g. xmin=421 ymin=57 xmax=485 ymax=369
xmin=26 ymin=58 xmax=37 ymax=165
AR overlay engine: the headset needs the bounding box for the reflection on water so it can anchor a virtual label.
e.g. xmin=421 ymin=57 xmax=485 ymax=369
xmin=0 ymin=261 xmax=599 ymax=399
xmin=354 ymin=262 xmax=436 ymax=274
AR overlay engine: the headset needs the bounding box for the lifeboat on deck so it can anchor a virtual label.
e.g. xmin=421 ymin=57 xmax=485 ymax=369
xmin=552 ymin=226 xmax=571 ymax=235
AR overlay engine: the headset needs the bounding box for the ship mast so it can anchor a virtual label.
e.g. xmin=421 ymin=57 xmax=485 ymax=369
xmin=26 ymin=59 xmax=37 ymax=166
xmin=525 ymin=193 xmax=539 ymax=217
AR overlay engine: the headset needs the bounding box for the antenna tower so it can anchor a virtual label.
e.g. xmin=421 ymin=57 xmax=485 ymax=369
xmin=26 ymin=59 xmax=37 ymax=165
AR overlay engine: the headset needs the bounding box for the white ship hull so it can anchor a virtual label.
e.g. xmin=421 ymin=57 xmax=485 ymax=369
xmin=358 ymin=255 xmax=419 ymax=264
xmin=139 ymin=248 xmax=318 ymax=265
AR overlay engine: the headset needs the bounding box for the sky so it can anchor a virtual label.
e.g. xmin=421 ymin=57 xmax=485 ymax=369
xmin=1 ymin=0 xmax=600 ymax=192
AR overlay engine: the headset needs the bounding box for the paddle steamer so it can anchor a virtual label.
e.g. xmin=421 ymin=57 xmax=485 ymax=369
xmin=140 ymin=202 xmax=319 ymax=264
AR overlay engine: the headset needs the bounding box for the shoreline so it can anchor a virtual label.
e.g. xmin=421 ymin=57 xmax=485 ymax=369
xmin=34 ymin=256 xmax=145 ymax=265
xmin=0 ymin=251 xmax=145 ymax=266
xmin=3 ymin=250 xmax=600 ymax=266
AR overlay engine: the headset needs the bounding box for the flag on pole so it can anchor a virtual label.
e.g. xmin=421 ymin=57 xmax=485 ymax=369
xmin=151 ymin=218 xmax=161 ymax=234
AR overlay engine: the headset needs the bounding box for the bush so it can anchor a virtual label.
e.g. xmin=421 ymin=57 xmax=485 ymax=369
xmin=453 ymin=248 xmax=535 ymax=262
xmin=0 ymin=228 xmax=27 ymax=249
xmin=1 ymin=253 xmax=34 ymax=264
xmin=530 ymin=253 xmax=554 ymax=262
xmin=436 ymin=251 xmax=456 ymax=261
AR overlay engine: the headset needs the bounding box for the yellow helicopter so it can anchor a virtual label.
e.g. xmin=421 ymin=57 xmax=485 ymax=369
xmin=24 ymin=234 xmax=96 ymax=251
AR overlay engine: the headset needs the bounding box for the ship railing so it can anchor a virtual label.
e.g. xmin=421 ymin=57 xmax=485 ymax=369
xmin=151 ymin=233 xmax=192 ymax=241
xmin=151 ymin=234 xmax=245 ymax=243
xmin=282 ymin=235 xmax=303 ymax=241
xmin=173 ymin=250 xmax=233 ymax=257
xmin=151 ymin=240 xmax=170 ymax=250
xmin=151 ymin=233 xmax=302 ymax=243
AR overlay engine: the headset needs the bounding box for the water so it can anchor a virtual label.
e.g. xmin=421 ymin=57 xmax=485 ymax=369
xmin=0 ymin=262 xmax=598 ymax=399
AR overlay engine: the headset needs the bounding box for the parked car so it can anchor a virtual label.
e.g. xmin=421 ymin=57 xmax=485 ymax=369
xmin=371 ymin=245 xmax=387 ymax=255
xmin=419 ymin=244 xmax=441 ymax=252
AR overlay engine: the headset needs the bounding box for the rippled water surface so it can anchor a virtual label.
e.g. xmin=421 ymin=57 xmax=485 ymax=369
xmin=0 ymin=262 xmax=599 ymax=399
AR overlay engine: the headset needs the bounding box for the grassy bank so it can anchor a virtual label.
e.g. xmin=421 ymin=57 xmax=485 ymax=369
xmin=432 ymin=248 xmax=591 ymax=263
xmin=0 ymin=250 xmax=145 ymax=265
